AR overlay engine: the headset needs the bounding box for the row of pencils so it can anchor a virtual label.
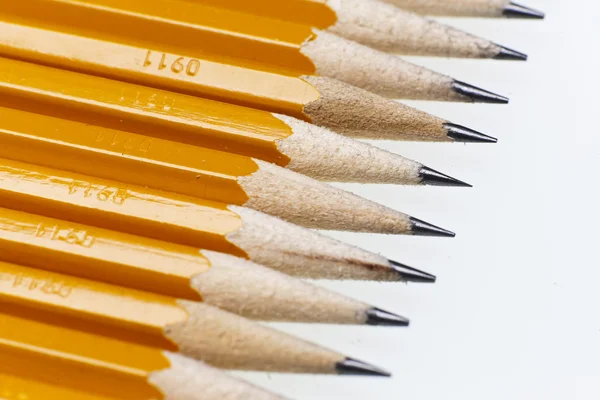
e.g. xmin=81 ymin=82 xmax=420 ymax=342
xmin=0 ymin=0 xmax=544 ymax=399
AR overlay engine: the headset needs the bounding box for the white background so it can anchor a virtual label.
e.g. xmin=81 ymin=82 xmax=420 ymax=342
xmin=235 ymin=1 xmax=600 ymax=399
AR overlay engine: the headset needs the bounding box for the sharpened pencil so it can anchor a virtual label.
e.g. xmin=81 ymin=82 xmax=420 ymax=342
xmin=380 ymin=0 xmax=545 ymax=19
xmin=0 ymin=22 xmax=494 ymax=142
xmin=187 ymin=0 xmax=527 ymax=60
xmin=0 ymin=206 xmax=410 ymax=325
xmin=0 ymin=108 xmax=454 ymax=237
xmin=0 ymin=93 xmax=469 ymax=187
xmin=0 ymin=313 xmax=288 ymax=400
xmin=0 ymin=158 xmax=439 ymax=280
xmin=0 ymin=261 xmax=390 ymax=375
xmin=0 ymin=0 xmax=507 ymax=103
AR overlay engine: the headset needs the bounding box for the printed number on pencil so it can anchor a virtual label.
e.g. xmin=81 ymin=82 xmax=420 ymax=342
xmin=0 ymin=273 xmax=74 ymax=299
xmin=144 ymin=50 xmax=201 ymax=77
xmin=68 ymin=180 xmax=130 ymax=205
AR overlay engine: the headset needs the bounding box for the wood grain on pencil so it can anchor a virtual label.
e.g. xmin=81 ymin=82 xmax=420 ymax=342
xmin=186 ymin=0 xmax=527 ymax=59
xmin=380 ymin=0 xmax=545 ymax=18
xmin=0 ymin=313 xmax=286 ymax=400
xmin=0 ymin=0 xmax=507 ymax=102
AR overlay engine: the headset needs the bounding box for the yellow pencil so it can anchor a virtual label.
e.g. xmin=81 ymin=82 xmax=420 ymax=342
xmin=0 ymin=157 xmax=437 ymax=281
xmin=0 ymin=261 xmax=389 ymax=375
xmin=183 ymin=0 xmax=527 ymax=59
xmin=0 ymin=59 xmax=456 ymax=235
xmin=0 ymin=312 xmax=288 ymax=400
xmin=0 ymin=20 xmax=495 ymax=142
xmin=0 ymin=0 xmax=507 ymax=102
xmin=0 ymin=95 xmax=469 ymax=187
xmin=0 ymin=206 xmax=410 ymax=324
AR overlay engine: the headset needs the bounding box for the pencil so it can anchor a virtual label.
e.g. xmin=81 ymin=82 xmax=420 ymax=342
xmin=187 ymin=0 xmax=527 ymax=60
xmin=0 ymin=96 xmax=470 ymax=188
xmin=0 ymin=261 xmax=390 ymax=375
xmin=0 ymin=21 xmax=495 ymax=142
xmin=0 ymin=108 xmax=455 ymax=237
xmin=380 ymin=0 xmax=546 ymax=19
xmin=0 ymin=313 xmax=288 ymax=400
xmin=0 ymin=0 xmax=507 ymax=103
xmin=0 ymin=206 xmax=411 ymax=325
xmin=0 ymin=158 xmax=438 ymax=281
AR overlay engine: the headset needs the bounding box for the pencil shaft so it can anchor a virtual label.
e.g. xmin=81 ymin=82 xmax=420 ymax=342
xmin=185 ymin=0 xmax=518 ymax=59
xmin=0 ymin=157 xmax=246 ymax=253
xmin=2 ymin=0 xmax=505 ymax=102
xmin=0 ymin=157 xmax=419 ymax=281
xmin=0 ymin=0 xmax=315 ymax=74
xmin=0 ymin=206 xmax=210 ymax=299
xmin=183 ymin=0 xmax=337 ymax=28
xmin=0 ymin=56 xmax=432 ymax=187
xmin=0 ymin=20 xmax=475 ymax=143
xmin=0 ymin=98 xmax=445 ymax=188
xmin=0 ymin=312 xmax=174 ymax=399
xmin=0 ymin=104 xmax=260 ymax=204
xmin=0 ymin=206 xmax=400 ymax=324
xmin=0 ymin=261 xmax=373 ymax=373
xmin=0 ymin=260 xmax=188 ymax=348
xmin=0 ymin=313 xmax=285 ymax=400
xmin=0 ymin=55 xmax=291 ymax=165
xmin=0 ymin=20 xmax=316 ymax=118
xmin=0 ymin=59 xmax=434 ymax=235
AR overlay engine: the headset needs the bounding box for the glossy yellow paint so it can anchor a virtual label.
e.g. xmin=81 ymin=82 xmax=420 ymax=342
xmin=0 ymin=158 xmax=247 ymax=258
xmin=0 ymin=56 xmax=294 ymax=166
xmin=0 ymin=312 xmax=169 ymax=399
xmin=0 ymin=261 xmax=189 ymax=350
xmin=0 ymin=206 xmax=209 ymax=301
xmin=0 ymin=0 xmax=316 ymax=74
xmin=0 ymin=21 xmax=320 ymax=118
xmin=0 ymin=371 xmax=119 ymax=400
xmin=186 ymin=0 xmax=337 ymax=27
xmin=0 ymin=105 xmax=258 ymax=205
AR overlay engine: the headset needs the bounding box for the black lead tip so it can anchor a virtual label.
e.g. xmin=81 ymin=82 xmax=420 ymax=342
xmin=452 ymin=80 xmax=509 ymax=104
xmin=409 ymin=217 xmax=455 ymax=238
xmin=494 ymin=45 xmax=528 ymax=61
xmin=419 ymin=166 xmax=472 ymax=187
xmin=336 ymin=358 xmax=391 ymax=377
xmin=388 ymin=259 xmax=436 ymax=283
xmin=503 ymin=2 xmax=545 ymax=19
xmin=366 ymin=308 xmax=410 ymax=326
xmin=444 ymin=123 xmax=498 ymax=143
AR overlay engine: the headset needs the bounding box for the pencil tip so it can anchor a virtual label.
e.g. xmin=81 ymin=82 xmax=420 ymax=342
xmin=503 ymin=2 xmax=545 ymax=19
xmin=336 ymin=358 xmax=392 ymax=377
xmin=494 ymin=45 xmax=528 ymax=61
xmin=409 ymin=217 xmax=455 ymax=237
xmin=444 ymin=123 xmax=498 ymax=143
xmin=452 ymin=80 xmax=509 ymax=104
xmin=366 ymin=308 xmax=410 ymax=326
xmin=419 ymin=166 xmax=472 ymax=187
xmin=388 ymin=259 xmax=437 ymax=283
